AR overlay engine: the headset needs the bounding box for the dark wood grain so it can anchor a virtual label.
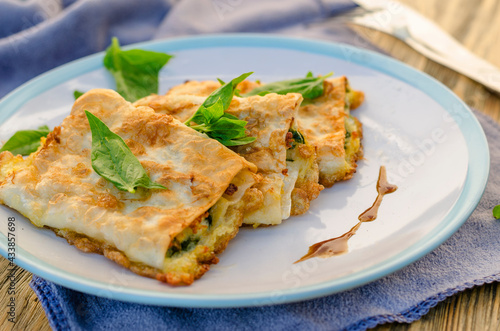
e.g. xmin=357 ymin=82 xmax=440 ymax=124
xmin=1 ymin=263 xmax=51 ymax=331
xmin=1 ymin=0 xmax=500 ymax=330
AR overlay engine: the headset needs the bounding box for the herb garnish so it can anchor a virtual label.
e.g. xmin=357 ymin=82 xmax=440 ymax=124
xmin=286 ymin=129 xmax=305 ymax=149
xmin=494 ymin=205 xmax=500 ymax=219
xmin=242 ymin=72 xmax=333 ymax=100
xmin=184 ymin=72 xmax=256 ymax=146
xmin=289 ymin=129 xmax=305 ymax=144
xmin=74 ymin=90 xmax=84 ymax=100
xmin=0 ymin=125 xmax=50 ymax=156
xmin=103 ymin=37 xmax=173 ymax=102
xmin=85 ymin=111 xmax=167 ymax=193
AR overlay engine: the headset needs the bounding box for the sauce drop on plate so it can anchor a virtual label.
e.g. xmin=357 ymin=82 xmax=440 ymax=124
xmin=358 ymin=165 xmax=398 ymax=222
xmin=295 ymin=166 xmax=397 ymax=263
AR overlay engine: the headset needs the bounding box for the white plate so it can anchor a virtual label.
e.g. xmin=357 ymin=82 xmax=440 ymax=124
xmin=0 ymin=35 xmax=489 ymax=307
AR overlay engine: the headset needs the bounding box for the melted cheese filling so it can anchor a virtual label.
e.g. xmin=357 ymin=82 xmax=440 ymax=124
xmin=281 ymin=128 xmax=313 ymax=219
xmin=282 ymin=160 xmax=300 ymax=219
xmin=162 ymin=169 xmax=254 ymax=276
xmin=241 ymin=174 xmax=283 ymax=225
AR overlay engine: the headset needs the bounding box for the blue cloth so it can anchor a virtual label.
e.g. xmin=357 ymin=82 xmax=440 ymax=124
xmin=0 ymin=0 xmax=497 ymax=330
xmin=0 ymin=0 xmax=360 ymax=99
xmin=0 ymin=0 xmax=172 ymax=98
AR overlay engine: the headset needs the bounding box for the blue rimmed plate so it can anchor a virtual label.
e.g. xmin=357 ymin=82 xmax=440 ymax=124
xmin=0 ymin=34 xmax=489 ymax=307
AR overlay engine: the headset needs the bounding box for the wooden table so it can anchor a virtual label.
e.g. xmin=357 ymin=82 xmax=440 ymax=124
xmin=1 ymin=0 xmax=499 ymax=329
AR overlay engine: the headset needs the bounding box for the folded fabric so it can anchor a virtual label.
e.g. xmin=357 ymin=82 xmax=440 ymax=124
xmin=0 ymin=0 xmax=173 ymax=98
xmin=0 ymin=0 xmax=498 ymax=330
xmin=0 ymin=0 xmax=363 ymax=99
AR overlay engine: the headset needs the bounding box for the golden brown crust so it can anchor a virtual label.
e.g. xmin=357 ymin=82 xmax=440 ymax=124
xmin=288 ymin=144 xmax=324 ymax=216
xmin=237 ymin=80 xmax=260 ymax=94
xmin=234 ymin=76 xmax=364 ymax=189
xmin=49 ymin=227 xmax=209 ymax=286
xmin=290 ymin=188 xmax=310 ymax=215
xmin=133 ymin=81 xmax=220 ymax=122
xmin=342 ymin=116 xmax=364 ymax=181
xmin=0 ymin=89 xmax=257 ymax=273
xmin=349 ymin=90 xmax=365 ymax=110
xmin=229 ymin=94 xmax=303 ymax=174
xmin=136 ymin=81 xmax=302 ymax=175
xmin=135 ymin=81 xmax=308 ymax=225
xmin=241 ymin=187 xmax=264 ymax=213
xmin=299 ymin=77 xmax=349 ymax=187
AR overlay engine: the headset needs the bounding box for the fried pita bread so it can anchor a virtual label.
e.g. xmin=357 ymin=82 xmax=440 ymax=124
xmin=0 ymin=89 xmax=259 ymax=285
xmin=135 ymin=81 xmax=323 ymax=224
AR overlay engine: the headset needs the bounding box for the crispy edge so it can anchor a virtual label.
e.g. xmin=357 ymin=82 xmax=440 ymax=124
xmin=290 ymin=144 xmax=324 ymax=216
xmin=342 ymin=116 xmax=364 ymax=182
xmin=49 ymin=227 xmax=217 ymax=286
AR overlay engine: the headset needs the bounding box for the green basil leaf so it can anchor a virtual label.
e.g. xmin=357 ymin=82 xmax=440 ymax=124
xmin=184 ymin=72 xmax=255 ymax=147
xmin=214 ymin=116 xmax=248 ymax=130
xmin=199 ymin=98 xmax=225 ymax=124
xmin=493 ymin=205 xmax=500 ymax=219
xmin=242 ymin=72 xmax=333 ymax=99
xmin=85 ymin=111 xmax=167 ymax=193
xmin=203 ymin=72 xmax=253 ymax=109
xmin=221 ymin=113 xmax=240 ymax=120
xmin=220 ymin=136 xmax=256 ymax=146
xmin=103 ymin=37 xmax=173 ymax=102
xmin=208 ymin=117 xmax=248 ymax=140
xmin=74 ymin=90 xmax=85 ymax=100
xmin=0 ymin=125 xmax=50 ymax=156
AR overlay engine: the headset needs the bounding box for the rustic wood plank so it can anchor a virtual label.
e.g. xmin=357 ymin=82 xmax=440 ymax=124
xmin=1 ymin=259 xmax=51 ymax=331
xmin=375 ymin=282 xmax=500 ymax=331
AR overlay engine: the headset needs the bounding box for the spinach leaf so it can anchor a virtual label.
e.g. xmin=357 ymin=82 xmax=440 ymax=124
xmin=289 ymin=129 xmax=305 ymax=144
xmin=74 ymin=90 xmax=84 ymax=100
xmin=0 ymin=125 xmax=50 ymax=156
xmin=494 ymin=205 xmax=500 ymax=219
xmin=242 ymin=72 xmax=333 ymax=100
xmin=185 ymin=72 xmax=256 ymax=146
xmin=85 ymin=111 xmax=167 ymax=193
xmin=103 ymin=37 xmax=173 ymax=102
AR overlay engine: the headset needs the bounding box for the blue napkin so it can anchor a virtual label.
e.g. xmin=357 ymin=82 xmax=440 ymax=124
xmin=0 ymin=0 xmax=360 ymax=99
xmin=0 ymin=0 xmax=172 ymax=98
xmin=0 ymin=0 xmax=498 ymax=330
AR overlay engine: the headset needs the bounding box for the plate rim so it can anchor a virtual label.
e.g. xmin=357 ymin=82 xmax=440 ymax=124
xmin=0 ymin=33 xmax=490 ymax=307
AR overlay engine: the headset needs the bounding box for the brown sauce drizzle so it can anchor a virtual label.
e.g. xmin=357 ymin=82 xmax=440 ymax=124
xmin=358 ymin=166 xmax=398 ymax=222
xmin=294 ymin=166 xmax=397 ymax=263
